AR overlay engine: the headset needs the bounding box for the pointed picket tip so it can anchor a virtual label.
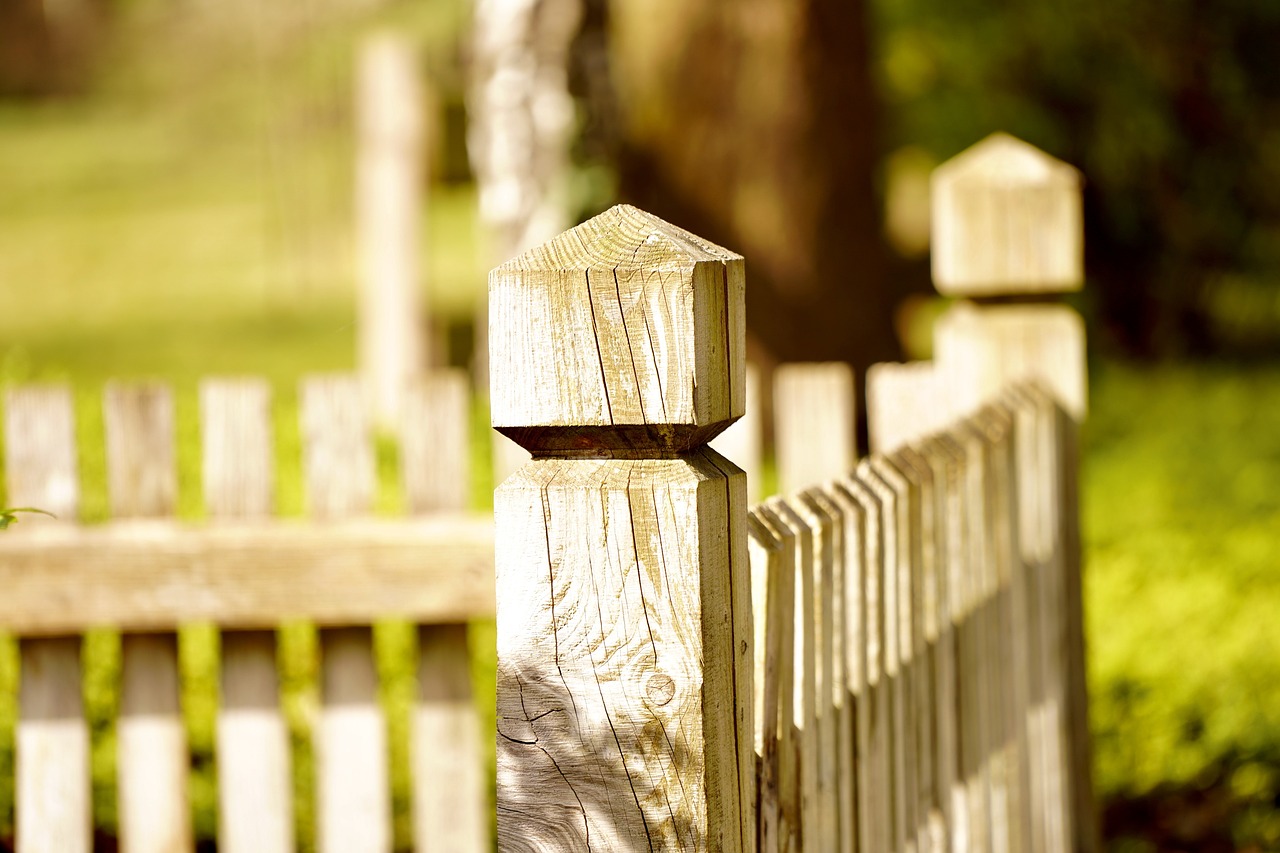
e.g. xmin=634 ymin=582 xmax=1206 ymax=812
xmin=496 ymin=204 xmax=742 ymax=273
xmin=933 ymin=132 xmax=1081 ymax=189
xmin=932 ymin=132 xmax=1084 ymax=295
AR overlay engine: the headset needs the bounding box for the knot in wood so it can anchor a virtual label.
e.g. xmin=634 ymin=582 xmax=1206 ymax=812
xmin=489 ymin=204 xmax=746 ymax=455
xmin=645 ymin=673 xmax=676 ymax=706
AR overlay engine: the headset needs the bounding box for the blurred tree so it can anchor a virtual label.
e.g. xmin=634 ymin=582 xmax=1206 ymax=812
xmin=610 ymin=0 xmax=902 ymax=373
xmin=873 ymin=0 xmax=1280 ymax=356
xmin=0 ymin=0 xmax=109 ymax=96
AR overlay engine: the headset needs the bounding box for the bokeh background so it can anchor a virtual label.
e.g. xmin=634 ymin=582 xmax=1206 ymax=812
xmin=1 ymin=0 xmax=1278 ymax=849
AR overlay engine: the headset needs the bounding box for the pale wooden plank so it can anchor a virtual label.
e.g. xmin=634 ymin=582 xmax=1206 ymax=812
xmin=866 ymin=361 xmax=946 ymax=455
xmin=822 ymin=482 xmax=870 ymax=853
xmin=764 ymin=496 xmax=820 ymax=853
xmin=201 ymin=378 xmax=293 ymax=853
xmin=16 ymin=637 xmax=89 ymax=853
xmin=863 ymin=457 xmax=919 ymax=853
xmin=797 ymin=490 xmax=848 ymax=852
xmin=200 ymin=378 xmax=274 ymax=519
xmin=887 ymin=447 xmax=944 ymax=851
xmin=495 ymin=455 xmax=752 ymax=851
xmin=774 ymin=362 xmax=856 ymax=494
xmin=413 ymin=624 xmax=488 ymax=852
xmin=933 ymin=303 xmax=1087 ymax=422
xmin=747 ymin=513 xmax=788 ymax=853
xmin=931 ymin=133 xmax=1082 ymax=296
xmin=837 ymin=474 xmax=892 ymax=853
xmin=803 ymin=488 xmax=857 ymax=853
xmin=710 ymin=363 xmax=763 ymax=501
xmin=119 ymin=632 xmax=191 ymax=853
xmin=4 ymin=386 xmax=91 ymax=853
xmin=0 ymin=517 xmax=495 ymax=633
xmin=357 ymin=33 xmax=427 ymax=428
xmin=300 ymin=375 xmax=375 ymax=521
xmin=401 ymin=370 xmax=470 ymax=515
xmin=301 ymin=374 xmax=391 ymax=853
xmin=105 ymin=383 xmax=192 ymax=853
xmin=753 ymin=504 xmax=801 ymax=853
xmin=105 ymin=383 xmax=178 ymax=519
xmin=916 ymin=436 xmax=966 ymax=852
xmin=401 ymin=369 xmax=489 ymax=852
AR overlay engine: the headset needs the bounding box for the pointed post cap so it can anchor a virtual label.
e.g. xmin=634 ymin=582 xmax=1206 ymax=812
xmin=931 ymin=132 xmax=1083 ymax=296
xmin=489 ymin=204 xmax=746 ymax=455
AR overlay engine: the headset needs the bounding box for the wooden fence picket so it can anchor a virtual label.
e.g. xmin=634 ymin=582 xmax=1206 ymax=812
xmin=105 ymin=383 xmax=192 ymax=853
xmin=300 ymin=375 xmax=391 ymax=853
xmin=401 ymin=370 xmax=488 ymax=853
xmin=5 ymin=386 xmax=91 ymax=853
xmin=746 ymin=512 xmax=787 ymax=853
xmin=201 ymin=379 xmax=293 ymax=853
xmin=774 ymin=363 xmax=856 ymax=494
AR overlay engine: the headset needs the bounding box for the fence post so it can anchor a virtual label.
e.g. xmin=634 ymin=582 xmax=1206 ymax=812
xmin=490 ymin=204 xmax=754 ymax=851
xmin=357 ymin=33 xmax=427 ymax=428
xmin=931 ymin=132 xmax=1097 ymax=853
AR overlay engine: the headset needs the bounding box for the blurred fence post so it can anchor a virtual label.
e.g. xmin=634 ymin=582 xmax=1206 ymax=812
xmin=356 ymin=33 xmax=427 ymax=428
xmin=930 ymin=132 xmax=1098 ymax=853
xmin=490 ymin=205 xmax=754 ymax=851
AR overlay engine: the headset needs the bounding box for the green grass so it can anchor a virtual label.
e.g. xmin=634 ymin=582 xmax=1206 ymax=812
xmin=1083 ymin=360 xmax=1280 ymax=847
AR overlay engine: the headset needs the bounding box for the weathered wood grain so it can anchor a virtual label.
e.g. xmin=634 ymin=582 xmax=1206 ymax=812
xmin=931 ymin=133 xmax=1082 ymax=296
xmin=752 ymin=504 xmax=801 ymax=853
xmin=495 ymin=453 xmax=752 ymax=851
xmin=0 ymin=517 xmax=495 ymax=633
xmin=105 ymin=383 xmax=192 ymax=853
xmin=201 ymin=379 xmax=293 ymax=853
xmin=489 ymin=204 xmax=746 ymax=453
xmin=774 ymin=362 xmax=856 ymax=494
xmin=747 ymin=512 xmax=787 ymax=853
xmin=4 ymin=385 xmax=91 ymax=853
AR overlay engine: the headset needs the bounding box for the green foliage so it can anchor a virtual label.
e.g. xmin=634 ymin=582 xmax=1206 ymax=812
xmin=0 ymin=507 xmax=54 ymax=529
xmin=873 ymin=0 xmax=1280 ymax=355
xmin=1084 ymin=361 xmax=1280 ymax=846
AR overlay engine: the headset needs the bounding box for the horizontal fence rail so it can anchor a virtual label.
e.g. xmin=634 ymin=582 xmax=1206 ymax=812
xmin=1 ymin=371 xmax=492 ymax=853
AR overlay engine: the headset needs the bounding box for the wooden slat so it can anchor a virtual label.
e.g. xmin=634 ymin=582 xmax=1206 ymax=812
xmin=753 ymin=505 xmax=801 ymax=853
xmin=0 ymin=517 xmax=495 ymax=633
xmin=862 ymin=457 xmax=919 ymax=853
xmin=202 ymin=379 xmax=293 ymax=853
xmin=836 ymin=475 xmax=891 ymax=853
xmin=401 ymin=370 xmax=470 ymax=515
xmin=5 ymin=386 xmax=91 ymax=853
xmin=774 ymin=362 xmax=856 ymax=493
xmin=866 ymin=361 xmax=946 ymax=455
xmin=402 ymin=370 xmax=489 ymax=851
xmin=105 ymin=383 xmax=192 ymax=853
xmin=803 ymin=488 xmax=857 ymax=853
xmin=747 ymin=513 xmax=785 ymax=853
xmin=796 ymin=490 xmax=844 ymax=852
xmin=764 ymin=497 xmax=820 ymax=853
xmin=301 ymin=375 xmax=391 ymax=853
xmin=357 ymin=33 xmax=428 ymax=429
xmin=413 ymin=624 xmax=487 ymax=852
xmin=917 ymin=436 xmax=965 ymax=851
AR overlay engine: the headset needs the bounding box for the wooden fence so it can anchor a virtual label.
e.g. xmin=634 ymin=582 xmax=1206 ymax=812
xmin=491 ymin=135 xmax=1096 ymax=852
xmin=0 ymin=372 xmax=492 ymax=853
